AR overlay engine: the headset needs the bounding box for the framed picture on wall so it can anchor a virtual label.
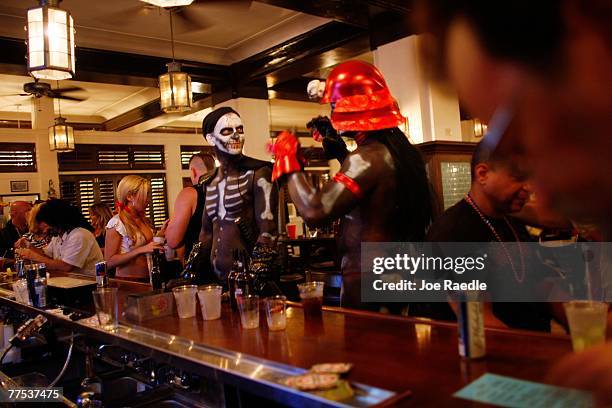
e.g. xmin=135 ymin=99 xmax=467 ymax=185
xmin=10 ymin=180 xmax=29 ymax=193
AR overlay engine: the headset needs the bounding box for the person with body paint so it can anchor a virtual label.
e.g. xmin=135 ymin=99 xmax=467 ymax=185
xmin=198 ymin=107 xmax=278 ymax=283
xmin=272 ymin=61 xmax=433 ymax=310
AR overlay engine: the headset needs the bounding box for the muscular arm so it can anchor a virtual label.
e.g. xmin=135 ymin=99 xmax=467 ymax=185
xmin=286 ymin=149 xmax=378 ymax=226
xmin=253 ymin=166 xmax=278 ymax=241
xmin=166 ymin=187 xmax=197 ymax=249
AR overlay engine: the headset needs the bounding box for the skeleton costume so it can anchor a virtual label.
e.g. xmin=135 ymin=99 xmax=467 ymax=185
xmin=272 ymin=61 xmax=432 ymax=310
xmin=199 ymin=107 xmax=278 ymax=282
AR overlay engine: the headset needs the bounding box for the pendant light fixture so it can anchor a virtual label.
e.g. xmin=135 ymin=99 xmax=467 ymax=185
xmin=159 ymin=10 xmax=192 ymax=113
xmin=48 ymin=86 xmax=74 ymax=152
xmin=141 ymin=0 xmax=195 ymax=6
xmin=26 ymin=0 xmax=75 ymax=80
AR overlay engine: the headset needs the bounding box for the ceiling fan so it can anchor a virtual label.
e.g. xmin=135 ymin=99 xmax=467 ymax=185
xmin=100 ymin=0 xmax=252 ymax=33
xmin=0 ymin=80 xmax=87 ymax=102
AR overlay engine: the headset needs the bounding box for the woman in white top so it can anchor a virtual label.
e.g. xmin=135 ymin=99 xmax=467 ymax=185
xmin=15 ymin=199 xmax=103 ymax=275
xmin=105 ymin=175 xmax=161 ymax=280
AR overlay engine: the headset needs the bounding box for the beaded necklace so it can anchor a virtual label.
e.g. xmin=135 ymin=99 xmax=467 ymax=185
xmin=464 ymin=193 xmax=525 ymax=283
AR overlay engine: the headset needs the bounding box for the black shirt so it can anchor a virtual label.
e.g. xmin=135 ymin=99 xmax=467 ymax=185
xmin=183 ymin=183 xmax=206 ymax=259
xmin=0 ymin=221 xmax=24 ymax=258
xmin=426 ymin=199 xmax=553 ymax=332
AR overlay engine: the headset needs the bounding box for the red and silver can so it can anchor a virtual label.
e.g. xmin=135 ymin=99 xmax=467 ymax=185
xmin=95 ymin=261 xmax=108 ymax=288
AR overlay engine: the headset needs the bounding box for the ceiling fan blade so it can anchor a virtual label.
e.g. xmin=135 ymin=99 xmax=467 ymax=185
xmin=53 ymin=95 xmax=87 ymax=102
xmin=54 ymin=86 xmax=84 ymax=94
xmin=96 ymin=5 xmax=156 ymax=27
xmin=194 ymin=0 xmax=252 ymax=11
xmin=174 ymin=8 xmax=214 ymax=32
xmin=0 ymin=93 xmax=30 ymax=97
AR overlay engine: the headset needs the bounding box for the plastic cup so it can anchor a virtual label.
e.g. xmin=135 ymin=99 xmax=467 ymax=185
xmin=198 ymin=284 xmax=222 ymax=320
xmin=92 ymin=288 xmax=119 ymax=331
xmin=237 ymin=295 xmax=260 ymax=329
xmin=172 ymin=285 xmax=198 ymax=319
xmin=12 ymin=280 xmax=31 ymax=305
xmin=265 ymin=295 xmax=287 ymax=331
xmin=564 ymin=301 xmax=608 ymax=352
xmin=286 ymin=224 xmax=297 ymax=239
xmin=297 ymin=281 xmax=324 ymax=318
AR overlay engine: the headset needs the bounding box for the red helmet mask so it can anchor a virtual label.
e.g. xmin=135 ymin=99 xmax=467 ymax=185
xmin=321 ymin=60 xmax=406 ymax=132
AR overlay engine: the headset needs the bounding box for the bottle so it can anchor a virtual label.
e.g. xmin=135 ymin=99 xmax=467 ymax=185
xmin=233 ymin=255 xmax=253 ymax=302
xmin=34 ymin=263 xmax=47 ymax=308
xmin=95 ymin=261 xmax=108 ymax=288
xmin=457 ymin=300 xmax=486 ymax=359
xmin=227 ymin=257 xmax=240 ymax=311
xmin=150 ymin=249 xmax=164 ymax=291
xmin=25 ymin=264 xmax=38 ymax=307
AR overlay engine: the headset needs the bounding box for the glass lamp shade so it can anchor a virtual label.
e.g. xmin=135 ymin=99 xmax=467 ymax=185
xmin=141 ymin=0 xmax=195 ymax=6
xmin=48 ymin=117 xmax=75 ymax=152
xmin=159 ymin=63 xmax=193 ymax=113
xmin=26 ymin=4 xmax=75 ymax=80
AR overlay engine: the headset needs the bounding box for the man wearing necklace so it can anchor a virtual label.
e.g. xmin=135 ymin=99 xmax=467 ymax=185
xmin=426 ymin=140 xmax=557 ymax=332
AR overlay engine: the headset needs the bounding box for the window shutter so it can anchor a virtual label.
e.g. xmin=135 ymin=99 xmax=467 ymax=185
xmin=98 ymin=179 xmax=116 ymax=211
xmin=148 ymin=175 xmax=168 ymax=229
xmin=59 ymin=144 xmax=165 ymax=171
xmin=77 ymin=179 xmax=96 ymax=221
xmin=132 ymin=146 xmax=165 ymax=169
xmin=0 ymin=143 xmax=37 ymax=172
xmin=59 ymin=180 xmax=78 ymax=208
xmin=180 ymin=145 xmax=214 ymax=169
xmin=98 ymin=146 xmax=130 ymax=170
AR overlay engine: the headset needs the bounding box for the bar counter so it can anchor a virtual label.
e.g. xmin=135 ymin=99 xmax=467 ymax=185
xmin=0 ymin=274 xmax=575 ymax=407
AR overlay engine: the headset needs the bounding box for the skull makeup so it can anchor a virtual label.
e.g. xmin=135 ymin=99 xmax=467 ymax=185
xmin=206 ymin=112 xmax=245 ymax=155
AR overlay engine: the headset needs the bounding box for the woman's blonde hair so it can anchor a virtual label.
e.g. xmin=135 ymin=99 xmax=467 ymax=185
xmin=89 ymin=202 xmax=113 ymax=230
xmin=27 ymin=203 xmax=43 ymax=234
xmin=116 ymin=175 xmax=151 ymax=244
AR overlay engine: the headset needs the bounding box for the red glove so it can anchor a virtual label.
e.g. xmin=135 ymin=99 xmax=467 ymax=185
xmin=271 ymin=131 xmax=303 ymax=182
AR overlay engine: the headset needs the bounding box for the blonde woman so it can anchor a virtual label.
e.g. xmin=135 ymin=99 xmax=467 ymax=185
xmin=105 ymin=176 xmax=161 ymax=280
xmin=89 ymin=203 xmax=113 ymax=250
xmin=14 ymin=203 xmax=50 ymax=250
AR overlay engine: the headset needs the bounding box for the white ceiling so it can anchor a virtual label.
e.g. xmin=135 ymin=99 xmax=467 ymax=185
xmin=0 ymin=74 xmax=158 ymax=123
xmin=0 ymin=0 xmax=328 ymax=64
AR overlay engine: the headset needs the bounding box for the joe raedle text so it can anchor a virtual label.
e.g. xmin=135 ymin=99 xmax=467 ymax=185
xmin=372 ymin=279 xmax=487 ymax=292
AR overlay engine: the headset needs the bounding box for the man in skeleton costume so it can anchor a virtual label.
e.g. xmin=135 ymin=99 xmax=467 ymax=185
xmin=199 ymin=107 xmax=278 ymax=282
xmin=272 ymin=61 xmax=432 ymax=310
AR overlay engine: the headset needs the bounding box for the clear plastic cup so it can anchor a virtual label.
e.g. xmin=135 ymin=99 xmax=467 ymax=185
xmin=564 ymin=301 xmax=608 ymax=352
xmin=237 ymin=295 xmax=260 ymax=329
xmin=198 ymin=284 xmax=222 ymax=320
xmin=12 ymin=280 xmax=31 ymax=305
xmin=172 ymin=285 xmax=198 ymax=319
xmin=265 ymin=295 xmax=287 ymax=331
xmin=92 ymin=287 xmax=119 ymax=331
xmin=297 ymin=281 xmax=324 ymax=318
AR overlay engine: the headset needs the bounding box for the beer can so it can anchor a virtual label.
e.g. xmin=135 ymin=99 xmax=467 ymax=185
xmin=457 ymin=301 xmax=486 ymax=359
xmin=95 ymin=261 xmax=108 ymax=288
xmin=37 ymin=263 xmax=47 ymax=279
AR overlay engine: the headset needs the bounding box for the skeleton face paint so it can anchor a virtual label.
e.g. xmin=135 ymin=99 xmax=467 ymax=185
xmin=206 ymin=113 xmax=245 ymax=155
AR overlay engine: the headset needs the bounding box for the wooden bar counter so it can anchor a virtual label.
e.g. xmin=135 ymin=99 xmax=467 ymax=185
xmin=0 ymin=274 xmax=575 ymax=407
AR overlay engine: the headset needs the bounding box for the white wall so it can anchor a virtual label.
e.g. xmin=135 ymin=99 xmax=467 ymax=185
xmin=373 ymin=35 xmax=462 ymax=143
xmin=0 ymin=128 xmax=207 ymax=217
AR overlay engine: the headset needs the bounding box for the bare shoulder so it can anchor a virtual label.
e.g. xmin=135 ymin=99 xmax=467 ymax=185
xmin=175 ymin=186 xmax=197 ymax=208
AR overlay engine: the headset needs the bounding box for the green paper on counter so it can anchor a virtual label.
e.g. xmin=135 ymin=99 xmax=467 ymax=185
xmin=454 ymin=373 xmax=593 ymax=408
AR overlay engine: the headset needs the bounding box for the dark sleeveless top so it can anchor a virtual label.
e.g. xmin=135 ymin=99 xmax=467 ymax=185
xmin=183 ymin=183 xmax=206 ymax=258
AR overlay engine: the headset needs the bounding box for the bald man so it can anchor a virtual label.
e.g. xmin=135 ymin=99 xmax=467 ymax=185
xmin=166 ymin=153 xmax=216 ymax=258
xmin=0 ymin=201 xmax=32 ymax=257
